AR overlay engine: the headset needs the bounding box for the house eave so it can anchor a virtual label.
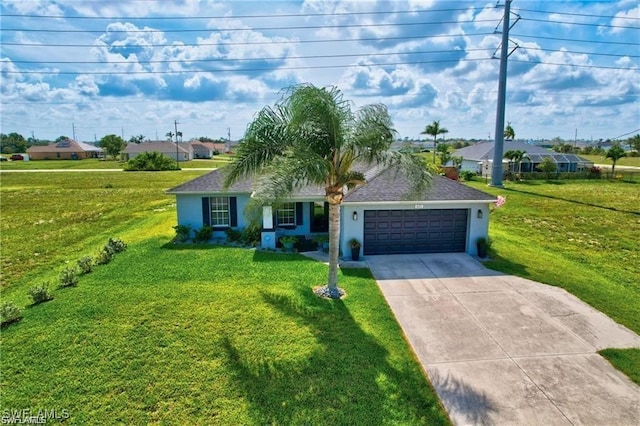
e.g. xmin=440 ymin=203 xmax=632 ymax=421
xmin=343 ymin=199 xmax=497 ymax=206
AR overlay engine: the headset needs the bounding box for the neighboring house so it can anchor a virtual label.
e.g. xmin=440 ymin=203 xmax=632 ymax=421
xmin=27 ymin=139 xmax=103 ymax=160
xmin=189 ymin=141 xmax=226 ymax=158
xmin=453 ymin=141 xmax=593 ymax=176
xmin=122 ymin=141 xmax=192 ymax=161
xmin=167 ymin=166 xmax=497 ymax=257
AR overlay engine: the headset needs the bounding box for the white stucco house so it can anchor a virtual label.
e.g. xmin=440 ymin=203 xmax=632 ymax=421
xmin=166 ymin=165 xmax=497 ymax=257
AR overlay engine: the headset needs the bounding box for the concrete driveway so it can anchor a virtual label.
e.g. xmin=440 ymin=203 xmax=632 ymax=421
xmin=366 ymin=253 xmax=640 ymax=425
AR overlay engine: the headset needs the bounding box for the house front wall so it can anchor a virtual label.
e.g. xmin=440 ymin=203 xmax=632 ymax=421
xmin=175 ymin=193 xmax=251 ymax=238
xmin=341 ymin=201 xmax=491 ymax=257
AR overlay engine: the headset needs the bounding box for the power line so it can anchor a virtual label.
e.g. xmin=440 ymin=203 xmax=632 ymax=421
xmin=4 ymin=57 xmax=636 ymax=75
xmin=516 ymin=8 xmax=640 ymax=20
xmin=0 ymin=32 xmax=494 ymax=48
xmin=610 ymin=128 xmax=640 ymax=140
xmin=522 ymin=17 xmax=638 ymax=30
xmin=7 ymin=46 xmax=637 ymax=67
xmin=5 ymin=48 xmax=493 ymax=65
xmin=2 ymin=18 xmax=498 ymax=33
xmin=511 ymin=33 xmax=640 ymax=46
xmin=1 ymin=7 xmax=476 ymax=20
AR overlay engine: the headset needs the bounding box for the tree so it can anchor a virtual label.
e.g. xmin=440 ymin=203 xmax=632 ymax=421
xmin=0 ymin=132 xmax=27 ymax=154
xmin=224 ymin=84 xmax=431 ymax=298
xmin=437 ymin=143 xmax=451 ymax=165
xmin=503 ymin=150 xmax=526 ymax=173
xmin=606 ymin=144 xmax=626 ymax=177
xmin=421 ymin=120 xmax=448 ymax=163
xmin=124 ymin=151 xmax=176 ymax=171
xmin=99 ymin=134 xmax=126 ymax=160
xmin=129 ymin=134 xmax=145 ymax=144
xmin=537 ymin=157 xmax=557 ymax=180
xmin=504 ymin=122 xmax=515 ymax=140
xmin=628 ymin=134 xmax=640 ymax=152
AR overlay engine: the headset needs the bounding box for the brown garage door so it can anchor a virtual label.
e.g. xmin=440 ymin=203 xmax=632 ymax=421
xmin=363 ymin=209 xmax=468 ymax=255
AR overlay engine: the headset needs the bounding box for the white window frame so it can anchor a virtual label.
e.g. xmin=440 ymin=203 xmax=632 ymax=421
xmin=210 ymin=197 xmax=230 ymax=227
xmin=276 ymin=202 xmax=296 ymax=227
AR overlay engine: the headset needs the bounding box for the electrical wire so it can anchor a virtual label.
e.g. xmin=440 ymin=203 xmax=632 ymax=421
xmin=516 ymin=8 xmax=640 ymax=20
xmin=522 ymin=17 xmax=638 ymax=30
xmin=2 ymin=18 xmax=498 ymax=33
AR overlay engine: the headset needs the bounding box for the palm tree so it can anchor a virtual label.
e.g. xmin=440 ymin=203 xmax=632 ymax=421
xmin=421 ymin=120 xmax=448 ymax=163
xmin=606 ymin=144 xmax=626 ymax=177
xmin=504 ymin=122 xmax=515 ymax=140
xmin=504 ymin=150 xmax=526 ymax=173
xmin=224 ymin=84 xmax=431 ymax=298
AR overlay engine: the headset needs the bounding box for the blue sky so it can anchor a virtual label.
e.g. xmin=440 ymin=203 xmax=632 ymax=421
xmin=1 ymin=0 xmax=638 ymax=142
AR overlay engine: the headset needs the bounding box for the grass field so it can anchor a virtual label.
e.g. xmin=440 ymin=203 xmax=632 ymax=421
xmin=580 ymin=154 xmax=640 ymax=168
xmin=466 ymin=178 xmax=640 ymax=382
xmin=0 ymin=156 xmax=232 ymax=170
xmin=0 ymin=172 xmax=449 ymax=424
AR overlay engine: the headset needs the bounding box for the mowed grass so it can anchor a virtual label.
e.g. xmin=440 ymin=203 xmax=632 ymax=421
xmin=0 ymin=171 xmax=206 ymax=296
xmin=580 ymin=154 xmax=640 ymax=168
xmin=466 ymin=179 xmax=640 ymax=380
xmin=0 ymin=172 xmax=449 ymax=424
xmin=0 ymin=157 xmax=232 ymax=170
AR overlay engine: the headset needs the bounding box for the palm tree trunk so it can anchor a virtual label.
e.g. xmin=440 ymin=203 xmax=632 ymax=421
xmin=327 ymin=201 xmax=341 ymax=296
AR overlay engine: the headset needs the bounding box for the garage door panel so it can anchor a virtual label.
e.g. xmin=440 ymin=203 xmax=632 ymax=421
xmin=363 ymin=209 xmax=468 ymax=255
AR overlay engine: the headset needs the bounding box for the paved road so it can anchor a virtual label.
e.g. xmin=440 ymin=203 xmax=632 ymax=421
xmin=367 ymin=253 xmax=640 ymax=425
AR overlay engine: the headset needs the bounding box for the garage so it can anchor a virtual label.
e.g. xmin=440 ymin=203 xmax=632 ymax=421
xmin=363 ymin=209 xmax=468 ymax=255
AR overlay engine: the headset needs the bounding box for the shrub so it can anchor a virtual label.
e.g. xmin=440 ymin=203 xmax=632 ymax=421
xmin=124 ymin=151 xmax=177 ymax=171
xmin=460 ymin=170 xmax=476 ymax=181
xmin=28 ymin=283 xmax=54 ymax=305
xmin=173 ymin=224 xmax=192 ymax=242
xmin=59 ymin=266 xmax=80 ymax=288
xmin=95 ymin=247 xmax=114 ymax=265
xmin=0 ymin=301 xmax=23 ymax=327
xmin=194 ymin=225 xmax=213 ymax=243
xmin=107 ymin=237 xmax=127 ymax=254
xmin=77 ymin=256 xmax=94 ymax=274
xmin=240 ymin=226 xmax=261 ymax=246
xmin=225 ymin=228 xmax=242 ymax=243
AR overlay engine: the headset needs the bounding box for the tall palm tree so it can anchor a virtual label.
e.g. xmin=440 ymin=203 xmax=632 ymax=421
xmin=606 ymin=144 xmax=626 ymax=177
xmin=504 ymin=122 xmax=515 ymax=140
xmin=421 ymin=120 xmax=448 ymax=163
xmin=224 ymin=84 xmax=431 ymax=298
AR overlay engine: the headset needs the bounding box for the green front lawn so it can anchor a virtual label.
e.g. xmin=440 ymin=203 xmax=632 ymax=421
xmin=0 ymin=171 xmax=448 ymax=424
xmin=466 ymin=178 xmax=640 ymax=382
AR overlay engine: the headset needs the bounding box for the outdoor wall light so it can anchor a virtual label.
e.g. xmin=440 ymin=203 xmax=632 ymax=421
xmin=352 ymin=211 xmax=358 ymax=221
xmin=477 ymin=209 xmax=483 ymax=219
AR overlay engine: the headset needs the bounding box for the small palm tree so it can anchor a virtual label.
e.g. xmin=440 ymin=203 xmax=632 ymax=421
xmin=504 ymin=150 xmax=526 ymax=173
xmin=627 ymin=134 xmax=640 ymax=152
xmin=606 ymin=144 xmax=626 ymax=177
xmin=504 ymin=122 xmax=515 ymax=140
xmin=225 ymin=84 xmax=431 ymax=298
xmin=421 ymin=120 xmax=448 ymax=163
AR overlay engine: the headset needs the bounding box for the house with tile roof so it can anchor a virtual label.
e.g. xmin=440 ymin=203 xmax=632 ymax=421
xmin=453 ymin=141 xmax=593 ymax=177
xmin=167 ymin=165 xmax=497 ymax=257
xmin=27 ymin=139 xmax=103 ymax=160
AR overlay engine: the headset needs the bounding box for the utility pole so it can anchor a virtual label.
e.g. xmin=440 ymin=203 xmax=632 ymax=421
xmin=174 ymin=120 xmax=180 ymax=168
xmin=227 ymin=127 xmax=231 ymax=153
xmin=72 ymin=122 xmax=76 ymax=141
xmin=490 ymin=0 xmax=515 ymax=187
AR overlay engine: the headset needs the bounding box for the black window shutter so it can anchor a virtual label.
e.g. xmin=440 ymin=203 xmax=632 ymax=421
xmin=202 ymin=197 xmax=211 ymax=226
xmin=296 ymin=202 xmax=303 ymax=226
xmin=230 ymin=197 xmax=238 ymax=227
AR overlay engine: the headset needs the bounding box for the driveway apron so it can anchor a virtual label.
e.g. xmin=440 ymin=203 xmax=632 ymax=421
xmin=366 ymin=253 xmax=640 ymax=425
